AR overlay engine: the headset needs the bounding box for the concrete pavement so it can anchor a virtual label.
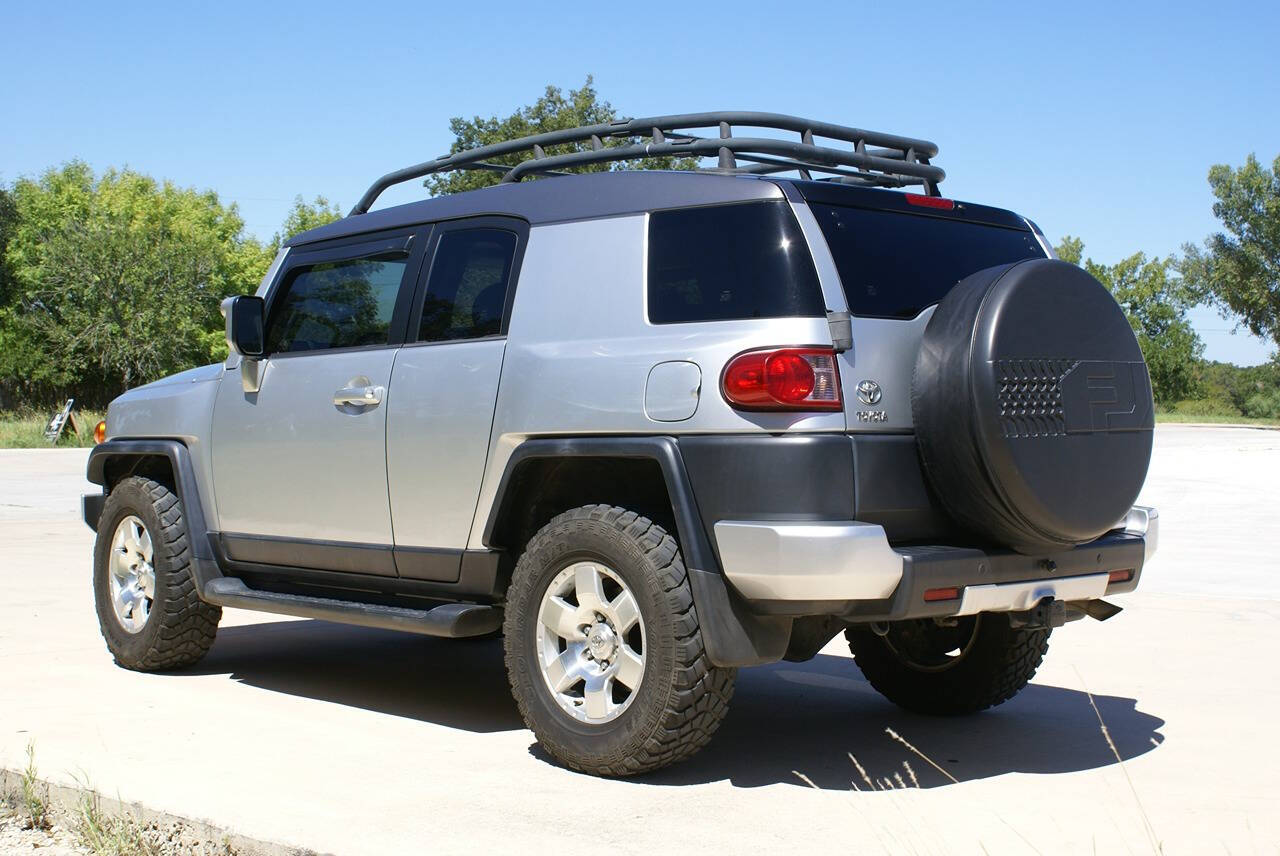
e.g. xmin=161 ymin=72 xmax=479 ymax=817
xmin=1 ymin=426 xmax=1278 ymax=854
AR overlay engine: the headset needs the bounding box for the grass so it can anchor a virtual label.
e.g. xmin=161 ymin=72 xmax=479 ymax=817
xmin=1156 ymin=397 xmax=1280 ymax=427
xmin=1154 ymin=410 xmax=1280 ymax=427
xmin=73 ymin=784 xmax=158 ymax=856
xmin=20 ymin=742 xmax=50 ymax=831
xmin=0 ymin=408 xmax=103 ymax=448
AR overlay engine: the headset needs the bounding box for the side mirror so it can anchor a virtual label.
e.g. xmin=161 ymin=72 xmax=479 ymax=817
xmin=221 ymin=295 xmax=265 ymax=359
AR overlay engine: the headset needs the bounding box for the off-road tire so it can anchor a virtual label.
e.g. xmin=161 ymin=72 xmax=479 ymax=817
xmin=846 ymin=614 xmax=1049 ymax=715
xmin=93 ymin=476 xmax=221 ymax=670
xmin=503 ymin=504 xmax=735 ymax=776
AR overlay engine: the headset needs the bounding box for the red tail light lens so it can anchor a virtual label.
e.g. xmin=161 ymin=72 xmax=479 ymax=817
xmin=904 ymin=193 xmax=955 ymax=210
xmin=721 ymin=347 xmax=841 ymax=411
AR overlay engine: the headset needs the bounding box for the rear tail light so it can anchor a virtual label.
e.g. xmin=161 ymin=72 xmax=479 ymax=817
xmin=721 ymin=347 xmax=842 ymax=411
xmin=904 ymin=193 xmax=955 ymax=210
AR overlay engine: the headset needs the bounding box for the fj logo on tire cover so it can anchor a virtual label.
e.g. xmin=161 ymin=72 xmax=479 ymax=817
xmin=1061 ymin=361 xmax=1154 ymax=434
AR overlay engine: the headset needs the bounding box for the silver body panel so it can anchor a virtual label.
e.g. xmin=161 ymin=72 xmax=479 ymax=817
xmin=103 ymin=363 xmax=223 ymax=531
xmin=209 ymin=348 xmax=397 ymax=545
xmin=386 ymin=339 xmax=507 ymax=551
xmin=464 ymin=213 xmax=844 ymax=549
xmin=790 ymin=199 xmax=930 ymax=433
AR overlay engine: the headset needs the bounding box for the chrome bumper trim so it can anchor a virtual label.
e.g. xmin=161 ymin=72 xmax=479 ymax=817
xmin=957 ymin=573 xmax=1110 ymax=616
xmin=713 ymin=505 xmax=1158 ymax=606
xmin=1118 ymin=505 xmax=1159 ymax=564
xmin=713 ymin=521 xmax=904 ymax=601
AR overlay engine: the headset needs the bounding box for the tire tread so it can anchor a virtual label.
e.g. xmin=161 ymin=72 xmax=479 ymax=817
xmin=95 ymin=476 xmax=220 ymax=671
xmin=504 ymin=504 xmax=734 ymax=776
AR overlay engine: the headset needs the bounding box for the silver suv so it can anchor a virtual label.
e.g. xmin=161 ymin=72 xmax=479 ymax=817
xmin=83 ymin=113 xmax=1159 ymax=776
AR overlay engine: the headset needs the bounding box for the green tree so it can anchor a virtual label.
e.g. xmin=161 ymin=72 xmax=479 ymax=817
xmin=426 ymin=76 xmax=697 ymax=197
xmin=0 ymin=185 xmax=17 ymax=326
xmin=1 ymin=162 xmax=269 ymax=402
xmin=270 ymin=195 xmax=342 ymax=253
xmin=1056 ymin=236 xmax=1203 ymax=403
xmin=1182 ymin=153 xmax=1280 ymax=351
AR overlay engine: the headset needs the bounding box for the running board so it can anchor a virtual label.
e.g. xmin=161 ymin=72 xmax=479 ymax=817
xmin=201 ymin=577 xmax=503 ymax=638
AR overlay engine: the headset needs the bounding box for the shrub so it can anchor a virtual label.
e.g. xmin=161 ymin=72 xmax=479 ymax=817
xmin=1242 ymin=389 xmax=1280 ymax=420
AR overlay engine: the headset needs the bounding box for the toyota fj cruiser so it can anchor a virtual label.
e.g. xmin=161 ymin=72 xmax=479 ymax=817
xmin=83 ymin=112 xmax=1158 ymax=776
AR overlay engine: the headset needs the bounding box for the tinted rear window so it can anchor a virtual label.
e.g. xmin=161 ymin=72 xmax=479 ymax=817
xmin=418 ymin=229 xmax=517 ymax=342
xmin=648 ymin=200 xmax=825 ymax=324
xmin=812 ymin=203 xmax=1045 ymax=319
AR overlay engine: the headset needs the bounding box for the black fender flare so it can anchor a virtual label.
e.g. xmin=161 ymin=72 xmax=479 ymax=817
xmin=483 ymin=436 xmax=791 ymax=667
xmin=85 ymin=440 xmax=221 ymax=584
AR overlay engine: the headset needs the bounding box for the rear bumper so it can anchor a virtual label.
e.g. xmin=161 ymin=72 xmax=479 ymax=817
xmin=713 ymin=506 xmax=1157 ymax=622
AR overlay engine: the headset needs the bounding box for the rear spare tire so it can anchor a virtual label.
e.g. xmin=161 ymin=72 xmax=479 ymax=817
xmin=913 ymin=259 xmax=1154 ymax=554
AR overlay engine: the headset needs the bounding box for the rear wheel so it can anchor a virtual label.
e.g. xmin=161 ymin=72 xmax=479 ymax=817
xmin=503 ymin=504 xmax=735 ymax=776
xmin=846 ymin=614 xmax=1049 ymax=715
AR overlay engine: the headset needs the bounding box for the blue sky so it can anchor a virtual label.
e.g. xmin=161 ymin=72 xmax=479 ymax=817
xmin=3 ymin=0 xmax=1276 ymax=363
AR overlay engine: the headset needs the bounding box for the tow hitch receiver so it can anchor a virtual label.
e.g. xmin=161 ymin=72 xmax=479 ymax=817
xmin=1080 ymin=598 xmax=1124 ymax=622
xmin=1010 ymin=598 xmax=1124 ymax=629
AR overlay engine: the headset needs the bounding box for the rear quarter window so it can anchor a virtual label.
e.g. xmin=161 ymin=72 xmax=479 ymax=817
xmin=648 ymin=200 xmax=825 ymax=324
xmin=812 ymin=203 xmax=1046 ymax=319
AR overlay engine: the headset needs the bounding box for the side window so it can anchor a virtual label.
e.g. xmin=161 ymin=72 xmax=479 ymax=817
xmin=648 ymin=200 xmax=826 ymax=324
xmin=266 ymin=255 xmax=408 ymax=353
xmin=418 ymin=229 xmax=518 ymax=342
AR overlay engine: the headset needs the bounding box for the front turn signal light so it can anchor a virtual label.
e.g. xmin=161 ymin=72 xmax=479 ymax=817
xmin=93 ymin=420 xmax=107 ymax=444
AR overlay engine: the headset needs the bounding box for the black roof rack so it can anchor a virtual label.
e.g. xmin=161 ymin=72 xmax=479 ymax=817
xmin=349 ymin=111 xmax=944 ymax=215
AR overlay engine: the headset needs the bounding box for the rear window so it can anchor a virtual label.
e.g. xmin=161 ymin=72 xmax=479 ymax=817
xmin=812 ymin=203 xmax=1046 ymax=319
xmin=648 ymin=200 xmax=825 ymax=324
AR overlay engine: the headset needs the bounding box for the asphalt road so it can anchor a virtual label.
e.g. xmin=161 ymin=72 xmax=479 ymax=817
xmin=1 ymin=426 xmax=1277 ymax=854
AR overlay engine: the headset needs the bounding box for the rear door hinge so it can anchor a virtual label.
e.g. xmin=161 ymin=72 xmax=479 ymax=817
xmin=827 ymin=311 xmax=852 ymax=353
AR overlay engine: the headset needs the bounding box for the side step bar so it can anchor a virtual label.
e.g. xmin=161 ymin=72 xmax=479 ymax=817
xmin=201 ymin=577 xmax=503 ymax=639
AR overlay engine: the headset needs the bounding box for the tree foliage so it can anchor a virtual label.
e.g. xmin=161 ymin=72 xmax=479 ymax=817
xmin=1056 ymin=236 xmax=1204 ymax=403
xmin=1181 ymin=153 xmax=1280 ymax=351
xmin=270 ymin=195 xmax=343 ymax=253
xmin=0 ymin=162 xmax=270 ymax=403
xmin=425 ymin=76 xmax=697 ymax=197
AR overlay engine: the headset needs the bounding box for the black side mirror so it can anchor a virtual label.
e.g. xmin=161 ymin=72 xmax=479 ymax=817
xmin=221 ymin=295 xmax=265 ymax=359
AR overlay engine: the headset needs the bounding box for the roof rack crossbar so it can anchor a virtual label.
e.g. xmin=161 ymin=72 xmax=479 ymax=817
xmin=350 ymin=111 xmax=944 ymax=215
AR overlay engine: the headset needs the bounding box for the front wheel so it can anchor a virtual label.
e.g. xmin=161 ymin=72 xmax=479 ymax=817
xmin=846 ymin=614 xmax=1049 ymax=715
xmin=503 ymin=505 xmax=735 ymax=776
xmin=93 ymin=476 xmax=221 ymax=671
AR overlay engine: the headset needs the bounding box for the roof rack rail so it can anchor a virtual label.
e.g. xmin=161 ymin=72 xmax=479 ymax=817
xmin=349 ymin=111 xmax=944 ymax=215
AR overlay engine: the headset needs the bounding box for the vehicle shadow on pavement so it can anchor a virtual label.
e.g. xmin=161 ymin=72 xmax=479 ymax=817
xmin=185 ymin=619 xmax=1164 ymax=790
xmin=644 ymin=654 xmax=1166 ymax=790
xmin=185 ymin=619 xmax=524 ymax=733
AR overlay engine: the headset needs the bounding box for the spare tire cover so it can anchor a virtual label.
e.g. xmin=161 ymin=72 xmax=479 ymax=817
xmin=912 ymin=258 xmax=1154 ymax=554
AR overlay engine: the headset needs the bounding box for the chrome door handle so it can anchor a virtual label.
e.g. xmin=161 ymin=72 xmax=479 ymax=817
xmin=333 ymin=385 xmax=384 ymax=408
